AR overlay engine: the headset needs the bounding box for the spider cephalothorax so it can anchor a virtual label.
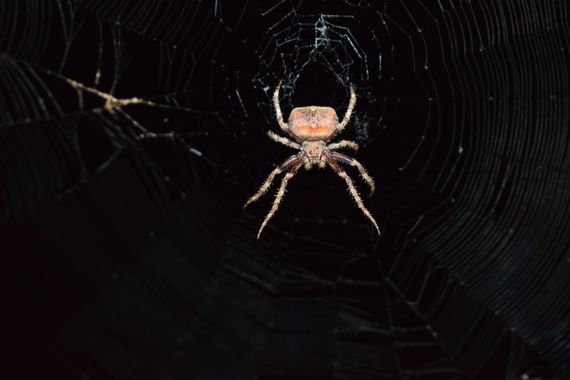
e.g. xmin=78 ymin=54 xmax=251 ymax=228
xmin=244 ymin=80 xmax=380 ymax=238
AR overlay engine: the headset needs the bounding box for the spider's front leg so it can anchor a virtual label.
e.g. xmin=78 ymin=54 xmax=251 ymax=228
xmin=243 ymin=154 xmax=302 ymax=210
xmin=243 ymin=167 xmax=282 ymax=210
xmin=329 ymin=151 xmax=375 ymax=196
xmin=256 ymin=160 xmax=303 ymax=238
xmin=327 ymin=156 xmax=380 ymax=235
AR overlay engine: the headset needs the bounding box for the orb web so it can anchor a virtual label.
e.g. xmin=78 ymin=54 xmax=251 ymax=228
xmin=0 ymin=0 xmax=568 ymax=379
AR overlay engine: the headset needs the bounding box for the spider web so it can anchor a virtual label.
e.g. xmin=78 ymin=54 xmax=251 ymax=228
xmin=0 ymin=0 xmax=569 ymax=379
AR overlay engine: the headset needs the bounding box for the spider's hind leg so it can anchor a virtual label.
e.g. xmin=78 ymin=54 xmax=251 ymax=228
xmin=273 ymin=80 xmax=294 ymax=137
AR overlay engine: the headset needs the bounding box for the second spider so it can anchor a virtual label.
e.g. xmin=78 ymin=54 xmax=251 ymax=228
xmin=245 ymin=80 xmax=380 ymax=238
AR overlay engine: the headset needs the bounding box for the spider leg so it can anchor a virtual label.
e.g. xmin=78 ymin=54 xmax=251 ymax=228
xmin=243 ymin=167 xmax=282 ymax=210
xmin=329 ymin=151 xmax=375 ymax=197
xmin=327 ymin=158 xmax=380 ymax=235
xmin=273 ymin=80 xmax=294 ymax=137
xmin=327 ymin=140 xmax=359 ymax=151
xmin=267 ymin=130 xmax=301 ymax=149
xmin=333 ymin=84 xmax=357 ymax=137
xmin=243 ymin=154 xmax=302 ymax=210
xmin=257 ymin=160 xmax=303 ymax=239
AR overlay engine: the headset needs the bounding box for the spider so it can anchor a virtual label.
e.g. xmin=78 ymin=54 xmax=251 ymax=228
xmin=244 ymin=80 xmax=380 ymax=239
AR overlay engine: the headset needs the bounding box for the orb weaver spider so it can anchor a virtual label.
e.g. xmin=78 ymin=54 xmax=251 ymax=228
xmin=244 ymin=80 xmax=380 ymax=238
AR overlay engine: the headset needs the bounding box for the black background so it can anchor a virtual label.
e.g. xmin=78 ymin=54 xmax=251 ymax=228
xmin=1 ymin=1 xmax=569 ymax=379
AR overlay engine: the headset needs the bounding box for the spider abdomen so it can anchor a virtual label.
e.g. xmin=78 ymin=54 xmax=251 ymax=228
xmin=289 ymin=106 xmax=339 ymax=141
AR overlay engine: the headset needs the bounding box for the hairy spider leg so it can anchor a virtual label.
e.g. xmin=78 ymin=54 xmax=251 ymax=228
xmin=327 ymin=158 xmax=380 ymax=235
xmin=332 ymin=84 xmax=357 ymax=137
xmin=243 ymin=154 xmax=302 ymax=210
xmin=273 ymin=80 xmax=295 ymax=138
xmin=267 ymin=130 xmax=301 ymax=149
xmin=329 ymin=151 xmax=375 ymax=196
xmin=327 ymin=140 xmax=359 ymax=151
xmin=257 ymin=160 xmax=304 ymax=239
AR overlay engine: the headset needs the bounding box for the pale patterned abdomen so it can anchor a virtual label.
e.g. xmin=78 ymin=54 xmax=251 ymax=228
xmin=288 ymin=106 xmax=339 ymax=141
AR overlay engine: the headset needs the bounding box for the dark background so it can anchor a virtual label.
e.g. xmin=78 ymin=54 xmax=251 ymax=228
xmin=0 ymin=1 xmax=569 ymax=379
